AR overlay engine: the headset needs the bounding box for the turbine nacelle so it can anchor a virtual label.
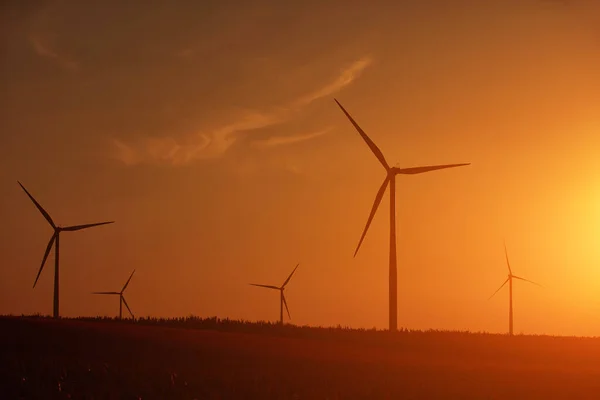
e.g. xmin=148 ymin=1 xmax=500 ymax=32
xmin=52 ymin=226 xmax=76 ymax=232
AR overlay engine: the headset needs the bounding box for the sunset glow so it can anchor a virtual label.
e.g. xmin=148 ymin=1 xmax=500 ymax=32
xmin=2 ymin=0 xmax=600 ymax=338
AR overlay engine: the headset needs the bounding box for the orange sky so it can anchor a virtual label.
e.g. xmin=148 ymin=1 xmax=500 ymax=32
xmin=1 ymin=0 xmax=600 ymax=336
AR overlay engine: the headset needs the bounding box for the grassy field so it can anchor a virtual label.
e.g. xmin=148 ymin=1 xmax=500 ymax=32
xmin=2 ymin=316 xmax=600 ymax=399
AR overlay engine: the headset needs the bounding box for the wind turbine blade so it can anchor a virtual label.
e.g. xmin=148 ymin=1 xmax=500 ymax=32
xmin=121 ymin=296 xmax=134 ymax=318
xmin=512 ymin=275 xmax=543 ymax=287
xmin=122 ymin=269 xmax=135 ymax=292
xmin=249 ymin=284 xmax=280 ymax=290
xmin=488 ymin=278 xmax=509 ymax=300
xmin=396 ymin=163 xmax=470 ymax=175
xmin=354 ymin=176 xmax=390 ymax=257
xmin=33 ymin=233 xmax=56 ymax=288
xmin=92 ymin=292 xmax=120 ymax=295
xmin=334 ymin=99 xmax=389 ymax=170
xmin=61 ymin=221 xmax=115 ymax=231
xmin=282 ymin=293 xmax=291 ymax=320
xmin=281 ymin=264 xmax=300 ymax=288
xmin=18 ymin=181 xmax=55 ymax=228
xmin=504 ymin=241 xmax=512 ymax=275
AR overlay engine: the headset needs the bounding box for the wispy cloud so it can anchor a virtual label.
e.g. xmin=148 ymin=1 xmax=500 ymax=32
xmin=113 ymin=56 xmax=373 ymax=166
xmin=29 ymin=35 xmax=79 ymax=71
xmin=230 ymin=154 xmax=306 ymax=177
xmin=113 ymin=139 xmax=141 ymax=166
xmin=113 ymin=110 xmax=288 ymax=166
xmin=294 ymin=58 xmax=373 ymax=107
xmin=251 ymin=127 xmax=332 ymax=149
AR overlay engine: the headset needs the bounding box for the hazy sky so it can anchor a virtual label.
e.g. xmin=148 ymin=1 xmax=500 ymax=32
xmin=2 ymin=0 xmax=600 ymax=336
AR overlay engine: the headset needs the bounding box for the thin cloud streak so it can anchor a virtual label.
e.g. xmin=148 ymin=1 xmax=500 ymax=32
xmin=294 ymin=57 xmax=373 ymax=107
xmin=113 ymin=111 xmax=288 ymax=166
xmin=29 ymin=35 xmax=79 ymax=71
xmin=252 ymin=127 xmax=333 ymax=149
xmin=112 ymin=56 xmax=373 ymax=166
xmin=112 ymin=139 xmax=141 ymax=166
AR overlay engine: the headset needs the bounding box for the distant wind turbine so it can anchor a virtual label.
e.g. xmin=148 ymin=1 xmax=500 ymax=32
xmin=18 ymin=181 xmax=114 ymax=319
xmin=250 ymin=264 xmax=299 ymax=325
xmin=334 ymin=99 xmax=470 ymax=332
xmin=489 ymin=242 xmax=542 ymax=336
xmin=92 ymin=270 xmax=136 ymax=319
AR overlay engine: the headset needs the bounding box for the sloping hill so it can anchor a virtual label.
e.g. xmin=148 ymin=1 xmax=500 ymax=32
xmin=2 ymin=317 xmax=599 ymax=399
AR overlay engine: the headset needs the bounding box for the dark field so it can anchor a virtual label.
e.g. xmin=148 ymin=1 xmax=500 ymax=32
xmin=2 ymin=317 xmax=600 ymax=399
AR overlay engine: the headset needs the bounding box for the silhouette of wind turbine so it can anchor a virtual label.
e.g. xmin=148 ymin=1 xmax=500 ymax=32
xmin=250 ymin=264 xmax=299 ymax=325
xmin=92 ymin=270 xmax=135 ymax=319
xmin=489 ymin=242 xmax=542 ymax=336
xmin=334 ymin=99 xmax=470 ymax=332
xmin=18 ymin=181 xmax=115 ymax=319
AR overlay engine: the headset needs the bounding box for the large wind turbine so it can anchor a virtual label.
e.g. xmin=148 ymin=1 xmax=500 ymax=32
xmin=92 ymin=270 xmax=135 ymax=319
xmin=250 ymin=263 xmax=299 ymax=325
xmin=489 ymin=243 xmax=541 ymax=335
xmin=18 ymin=181 xmax=114 ymax=319
xmin=334 ymin=99 xmax=470 ymax=332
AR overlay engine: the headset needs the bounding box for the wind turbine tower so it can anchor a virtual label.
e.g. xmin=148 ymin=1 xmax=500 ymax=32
xmin=250 ymin=263 xmax=300 ymax=325
xmin=334 ymin=99 xmax=470 ymax=331
xmin=489 ymin=242 xmax=542 ymax=335
xmin=18 ymin=181 xmax=114 ymax=318
xmin=92 ymin=269 xmax=136 ymax=319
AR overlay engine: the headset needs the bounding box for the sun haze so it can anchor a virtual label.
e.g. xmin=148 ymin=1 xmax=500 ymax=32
xmin=1 ymin=0 xmax=600 ymax=336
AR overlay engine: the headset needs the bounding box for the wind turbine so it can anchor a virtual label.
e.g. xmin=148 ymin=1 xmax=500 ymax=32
xmin=250 ymin=263 xmax=299 ymax=325
xmin=334 ymin=99 xmax=470 ymax=332
xmin=489 ymin=243 xmax=542 ymax=335
xmin=18 ymin=181 xmax=114 ymax=319
xmin=92 ymin=270 xmax=135 ymax=319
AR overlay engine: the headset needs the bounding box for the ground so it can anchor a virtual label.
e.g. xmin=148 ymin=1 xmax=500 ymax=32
xmin=1 ymin=316 xmax=600 ymax=399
